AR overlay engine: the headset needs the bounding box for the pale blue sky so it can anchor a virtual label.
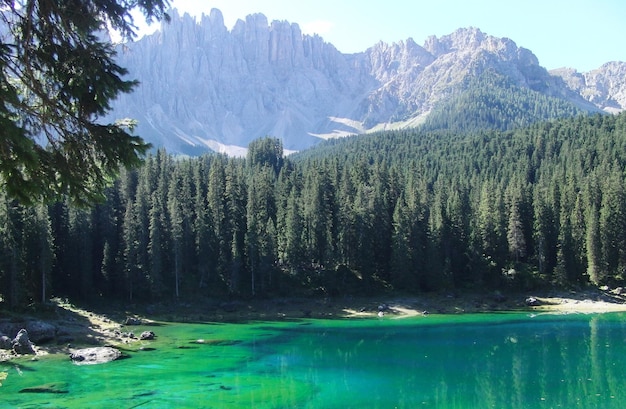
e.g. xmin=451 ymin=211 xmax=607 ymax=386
xmin=140 ymin=0 xmax=625 ymax=72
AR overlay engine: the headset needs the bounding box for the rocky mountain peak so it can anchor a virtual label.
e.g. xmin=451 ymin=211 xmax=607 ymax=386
xmin=204 ymin=8 xmax=225 ymax=26
xmin=424 ymin=27 xmax=487 ymax=56
xmin=367 ymin=38 xmax=434 ymax=81
xmin=108 ymin=9 xmax=623 ymax=156
xmin=423 ymin=27 xmax=538 ymax=66
xmin=551 ymin=61 xmax=626 ymax=113
xmin=198 ymin=8 xmax=228 ymax=37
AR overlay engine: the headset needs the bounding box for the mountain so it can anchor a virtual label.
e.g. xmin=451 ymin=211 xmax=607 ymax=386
xmin=108 ymin=9 xmax=622 ymax=155
xmin=550 ymin=62 xmax=626 ymax=114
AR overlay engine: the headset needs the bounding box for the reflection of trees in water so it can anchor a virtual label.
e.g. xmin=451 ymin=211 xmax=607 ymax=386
xmin=427 ymin=315 xmax=626 ymax=409
xmin=276 ymin=316 xmax=626 ymax=408
xmin=589 ymin=315 xmax=623 ymax=407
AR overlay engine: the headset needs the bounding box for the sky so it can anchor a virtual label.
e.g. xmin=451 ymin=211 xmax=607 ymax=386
xmin=134 ymin=0 xmax=626 ymax=72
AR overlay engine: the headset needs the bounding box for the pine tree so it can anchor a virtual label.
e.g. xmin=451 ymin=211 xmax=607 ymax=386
xmin=245 ymin=166 xmax=276 ymax=296
xmin=599 ymin=168 xmax=626 ymax=280
xmin=224 ymin=161 xmax=246 ymax=295
xmin=533 ymin=192 xmax=558 ymax=277
xmin=192 ymin=158 xmax=211 ymax=290
xmin=586 ymin=203 xmax=602 ymax=285
xmin=475 ymin=182 xmax=506 ymax=276
xmin=167 ymin=173 xmax=184 ymax=299
xmin=0 ymin=192 xmax=22 ymax=307
xmin=303 ymin=168 xmax=335 ymax=268
xmin=49 ymin=200 xmax=70 ymax=296
xmin=370 ymin=165 xmax=394 ymax=279
xmin=336 ymin=165 xmax=357 ymax=267
xmin=507 ymin=199 xmax=526 ymax=264
xmin=148 ymin=190 xmax=167 ymax=297
xmin=260 ymin=217 xmax=278 ymax=290
xmin=67 ymin=205 xmax=94 ymax=298
xmin=96 ymin=185 xmax=124 ymax=297
xmin=391 ymin=194 xmax=415 ymax=290
xmin=554 ymin=211 xmax=574 ymax=286
xmin=145 ymin=152 xmax=170 ymax=299
xmin=245 ymin=180 xmax=259 ymax=297
xmin=207 ymin=156 xmax=229 ymax=288
xmin=20 ymin=204 xmax=54 ymax=303
xmin=247 ymin=137 xmax=284 ymax=175
xmin=284 ymin=186 xmax=305 ymax=269
xmin=585 ymin=175 xmax=603 ymax=285
xmin=122 ymin=187 xmax=150 ymax=301
xmin=352 ymin=183 xmax=376 ymax=279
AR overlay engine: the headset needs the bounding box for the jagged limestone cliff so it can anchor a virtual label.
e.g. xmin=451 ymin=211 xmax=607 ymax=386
xmin=109 ymin=9 xmax=623 ymax=155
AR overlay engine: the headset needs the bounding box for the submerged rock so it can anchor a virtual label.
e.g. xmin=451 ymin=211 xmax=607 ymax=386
xmin=19 ymin=383 xmax=69 ymax=394
xmin=70 ymin=347 xmax=121 ymax=365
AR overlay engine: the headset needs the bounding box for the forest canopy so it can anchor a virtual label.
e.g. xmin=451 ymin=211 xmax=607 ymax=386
xmin=2 ymin=113 xmax=626 ymax=307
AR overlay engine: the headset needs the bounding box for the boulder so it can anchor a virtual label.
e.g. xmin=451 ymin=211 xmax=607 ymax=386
xmin=12 ymin=329 xmax=36 ymax=355
xmin=124 ymin=317 xmax=143 ymax=326
xmin=525 ymin=297 xmax=541 ymax=306
xmin=0 ymin=335 xmax=12 ymax=350
xmin=378 ymin=304 xmax=391 ymax=312
xmin=139 ymin=331 xmax=155 ymax=341
xmin=0 ymin=320 xmax=57 ymax=344
xmin=25 ymin=321 xmax=57 ymax=344
xmin=121 ymin=331 xmax=136 ymax=339
xmin=70 ymin=347 xmax=121 ymax=365
xmin=0 ymin=323 xmax=20 ymax=342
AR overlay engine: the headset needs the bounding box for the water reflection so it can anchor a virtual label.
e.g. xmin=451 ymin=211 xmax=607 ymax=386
xmin=4 ymin=313 xmax=626 ymax=408
xmin=264 ymin=314 xmax=626 ymax=408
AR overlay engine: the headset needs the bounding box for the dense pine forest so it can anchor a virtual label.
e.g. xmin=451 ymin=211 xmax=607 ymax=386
xmin=2 ymin=112 xmax=626 ymax=307
xmin=419 ymin=71 xmax=589 ymax=133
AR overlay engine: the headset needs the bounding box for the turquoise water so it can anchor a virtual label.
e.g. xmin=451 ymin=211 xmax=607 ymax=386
xmin=2 ymin=312 xmax=626 ymax=408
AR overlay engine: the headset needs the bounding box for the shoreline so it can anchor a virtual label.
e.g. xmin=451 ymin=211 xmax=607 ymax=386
xmin=2 ymin=288 xmax=626 ymax=361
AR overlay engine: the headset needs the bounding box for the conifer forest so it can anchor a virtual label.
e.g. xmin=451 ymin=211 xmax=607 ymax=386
xmin=2 ymin=113 xmax=626 ymax=307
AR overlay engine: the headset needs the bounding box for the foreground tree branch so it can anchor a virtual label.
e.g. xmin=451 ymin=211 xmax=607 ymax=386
xmin=0 ymin=0 xmax=169 ymax=205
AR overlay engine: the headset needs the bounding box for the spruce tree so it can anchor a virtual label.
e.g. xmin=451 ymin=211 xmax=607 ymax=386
xmin=599 ymin=169 xmax=626 ymax=280
xmin=507 ymin=199 xmax=526 ymax=264
xmin=285 ymin=186 xmax=305 ymax=269
xmin=0 ymin=192 xmax=22 ymax=307
xmin=20 ymin=203 xmax=54 ymax=303
xmin=391 ymin=194 xmax=415 ymax=289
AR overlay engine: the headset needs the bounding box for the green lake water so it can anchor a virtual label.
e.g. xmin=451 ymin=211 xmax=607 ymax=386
xmin=2 ymin=311 xmax=626 ymax=408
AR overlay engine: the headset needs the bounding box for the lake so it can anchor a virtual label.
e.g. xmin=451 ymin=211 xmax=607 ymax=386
xmin=2 ymin=311 xmax=626 ymax=408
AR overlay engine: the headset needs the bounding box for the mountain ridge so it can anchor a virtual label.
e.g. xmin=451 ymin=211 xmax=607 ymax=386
xmin=108 ymin=9 xmax=625 ymax=155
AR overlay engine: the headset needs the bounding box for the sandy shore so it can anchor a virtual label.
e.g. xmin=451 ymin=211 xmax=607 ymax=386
xmin=40 ymin=289 xmax=626 ymax=341
xmin=333 ymin=290 xmax=626 ymax=318
xmin=528 ymin=295 xmax=626 ymax=313
xmin=2 ymin=288 xmax=626 ymax=361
